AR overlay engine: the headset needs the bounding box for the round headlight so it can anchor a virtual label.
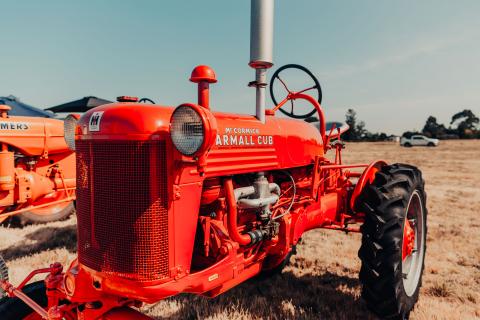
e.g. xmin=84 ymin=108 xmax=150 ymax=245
xmin=171 ymin=106 xmax=205 ymax=156
xmin=64 ymin=114 xmax=79 ymax=151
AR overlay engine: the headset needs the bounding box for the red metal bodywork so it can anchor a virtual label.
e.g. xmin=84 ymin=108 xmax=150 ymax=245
xmin=0 ymin=68 xmax=390 ymax=319
xmin=0 ymin=106 xmax=76 ymax=222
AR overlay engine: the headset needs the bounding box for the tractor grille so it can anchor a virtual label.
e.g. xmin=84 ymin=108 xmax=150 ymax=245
xmin=76 ymin=140 xmax=169 ymax=282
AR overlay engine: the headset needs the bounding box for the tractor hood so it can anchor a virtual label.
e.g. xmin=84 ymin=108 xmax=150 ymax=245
xmin=76 ymin=103 xmax=174 ymax=138
xmin=77 ymin=102 xmax=324 ymax=176
xmin=0 ymin=115 xmax=70 ymax=156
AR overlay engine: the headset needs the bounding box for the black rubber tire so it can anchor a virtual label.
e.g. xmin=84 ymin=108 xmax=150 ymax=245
xmin=0 ymin=255 xmax=8 ymax=297
xmin=0 ymin=281 xmax=47 ymax=320
xmin=358 ymin=163 xmax=427 ymax=320
xmin=260 ymin=245 xmax=296 ymax=278
xmin=18 ymin=201 xmax=75 ymax=225
xmin=403 ymin=143 xmax=412 ymax=148
xmin=427 ymin=143 xmax=435 ymax=147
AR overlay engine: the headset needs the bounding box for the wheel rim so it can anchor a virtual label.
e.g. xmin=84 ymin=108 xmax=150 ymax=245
xmin=402 ymin=190 xmax=425 ymax=296
xmin=25 ymin=191 xmax=71 ymax=216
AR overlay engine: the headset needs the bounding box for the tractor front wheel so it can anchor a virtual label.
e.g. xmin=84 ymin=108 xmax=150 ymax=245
xmin=260 ymin=245 xmax=296 ymax=278
xmin=358 ymin=164 xmax=427 ymax=319
xmin=0 ymin=281 xmax=47 ymax=320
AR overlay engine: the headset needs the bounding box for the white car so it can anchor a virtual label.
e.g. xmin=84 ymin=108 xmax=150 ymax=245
xmin=400 ymin=135 xmax=439 ymax=147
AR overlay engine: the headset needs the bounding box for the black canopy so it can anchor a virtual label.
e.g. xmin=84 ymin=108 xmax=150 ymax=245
xmin=0 ymin=95 xmax=54 ymax=118
xmin=46 ymin=96 xmax=112 ymax=113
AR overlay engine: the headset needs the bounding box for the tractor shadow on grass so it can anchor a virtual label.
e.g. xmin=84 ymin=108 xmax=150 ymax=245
xmin=150 ymin=270 xmax=375 ymax=320
xmin=1 ymin=225 xmax=77 ymax=261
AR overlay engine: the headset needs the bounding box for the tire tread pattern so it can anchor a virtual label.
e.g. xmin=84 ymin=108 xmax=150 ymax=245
xmin=358 ymin=163 xmax=427 ymax=320
xmin=0 ymin=255 xmax=8 ymax=297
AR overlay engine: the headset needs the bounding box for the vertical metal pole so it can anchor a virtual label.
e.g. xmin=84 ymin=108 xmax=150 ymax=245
xmin=249 ymin=0 xmax=274 ymax=123
xmin=250 ymin=0 xmax=274 ymax=68
xmin=255 ymin=68 xmax=266 ymax=123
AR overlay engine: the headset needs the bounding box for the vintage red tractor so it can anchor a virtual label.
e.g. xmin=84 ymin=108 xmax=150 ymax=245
xmin=0 ymin=105 xmax=76 ymax=226
xmin=0 ymin=1 xmax=427 ymax=319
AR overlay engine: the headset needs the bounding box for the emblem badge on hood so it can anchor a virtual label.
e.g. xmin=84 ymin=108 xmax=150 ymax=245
xmin=89 ymin=111 xmax=104 ymax=132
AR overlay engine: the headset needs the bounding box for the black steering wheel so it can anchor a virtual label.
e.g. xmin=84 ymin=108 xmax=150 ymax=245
xmin=269 ymin=64 xmax=322 ymax=119
xmin=139 ymin=98 xmax=156 ymax=104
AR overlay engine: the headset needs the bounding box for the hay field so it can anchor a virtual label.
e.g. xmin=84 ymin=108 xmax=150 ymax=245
xmin=1 ymin=140 xmax=479 ymax=319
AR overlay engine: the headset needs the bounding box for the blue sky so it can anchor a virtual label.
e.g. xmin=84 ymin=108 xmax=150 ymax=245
xmin=1 ymin=0 xmax=479 ymax=134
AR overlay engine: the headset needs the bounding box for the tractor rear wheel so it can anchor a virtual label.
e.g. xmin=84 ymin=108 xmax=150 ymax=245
xmin=358 ymin=164 xmax=427 ymax=320
xmin=0 ymin=281 xmax=47 ymax=320
xmin=0 ymin=255 xmax=8 ymax=297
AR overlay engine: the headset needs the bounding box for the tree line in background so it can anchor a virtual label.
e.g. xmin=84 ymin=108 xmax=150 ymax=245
xmin=407 ymin=109 xmax=480 ymax=139
xmin=342 ymin=108 xmax=480 ymax=141
xmin=342 ymin=109 xmax=392 ymax=142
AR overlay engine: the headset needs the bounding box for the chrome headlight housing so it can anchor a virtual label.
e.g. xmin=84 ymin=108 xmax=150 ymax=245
xmin=64 ymin=114 xmax=80 ymax=151
xmin=170 ymin=104 xmax=217 ymax=157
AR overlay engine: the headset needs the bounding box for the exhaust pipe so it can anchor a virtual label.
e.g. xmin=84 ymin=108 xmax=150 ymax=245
xmin=249 ymin=0 xmax=274 ymax=123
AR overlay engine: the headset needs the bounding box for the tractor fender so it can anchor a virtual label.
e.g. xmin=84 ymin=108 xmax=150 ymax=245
xmin=350 ymin=160 xmax=388 ymax=212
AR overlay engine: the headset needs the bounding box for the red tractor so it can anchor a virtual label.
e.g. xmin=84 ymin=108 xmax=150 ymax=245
xmin=0 ymin=1 xmax=427 ymax=319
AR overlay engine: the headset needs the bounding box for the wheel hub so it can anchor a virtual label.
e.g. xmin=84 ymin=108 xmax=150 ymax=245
xmin=402 ymin=190 xmax=425 ymax=297
xmin=402 ymin=219 xmax=415 ymax=260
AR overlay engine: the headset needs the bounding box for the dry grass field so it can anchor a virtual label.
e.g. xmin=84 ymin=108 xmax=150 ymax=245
xmin=1 ymin=140 xmax=479 ymax=319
